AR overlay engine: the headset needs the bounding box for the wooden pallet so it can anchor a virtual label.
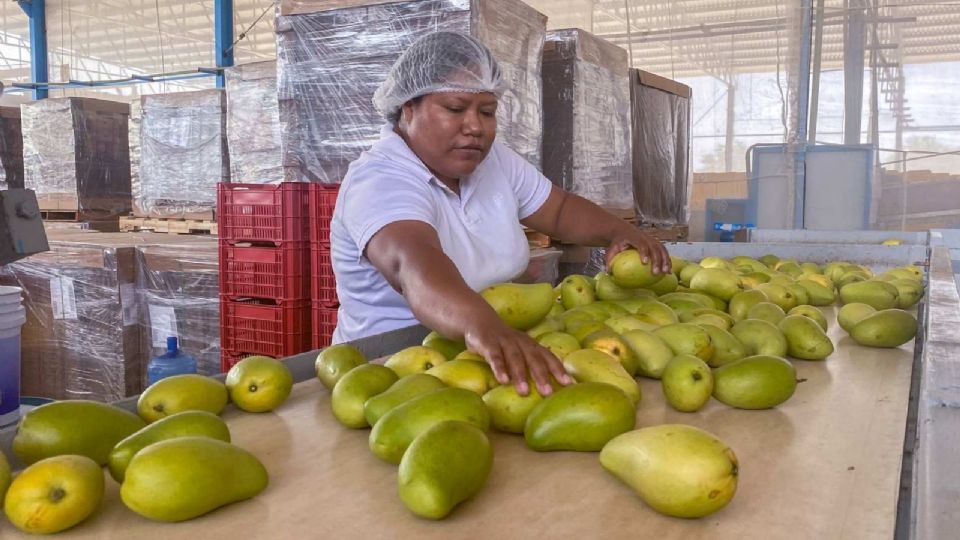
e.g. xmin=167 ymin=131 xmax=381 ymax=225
xmin=120 ymin=216 xmax=218 ymax=235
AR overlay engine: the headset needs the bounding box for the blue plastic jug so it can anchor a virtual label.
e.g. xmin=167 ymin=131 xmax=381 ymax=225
xmin=147 ymin=336 xmax=198 ymax=385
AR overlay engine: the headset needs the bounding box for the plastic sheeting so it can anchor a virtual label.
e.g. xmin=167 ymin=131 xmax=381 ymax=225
xmin=0 ymin=239 xmax=141 ymax=402
xmin=226 ymin=61 xmax=286 ymax=184
xmin=515 ymin=248 xmax=562 ymax=285
xmin=136 ymin=242 xmax=221 ymax=377
xmin=21 ymin=98 xmax=132 ymax=218
xmin=0 ymin=106 xmax=23 ymax=190
xmin=137 ymin=90 xmax=229 ymax=217
xmin=630 ymin=69 xmax=692 ymax=226
xmin=542 ymin=29 xmax=632 ymax=211
xmin=276 ymin=0 xmax=546 ymax=183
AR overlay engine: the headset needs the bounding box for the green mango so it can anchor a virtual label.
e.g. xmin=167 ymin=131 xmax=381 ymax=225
xmin=595 ymin=272 xmax=644 ymax=301
xmin=731 ymin=256 xmax=768 ymax=272
xmin=137 ymin=375 xmax=228 ymax=424
xmin=756 ymin=283 xmax=798 ymax=312
xmin=747 ymin=302 xmax=787 ymax=325
xmin=727 ymin=289 xmax=769 ymax=321
xmin=524 ymin=382 xmax=636 ymax=452
xmin=567 ymin=320 xmax=610 ymax=344
xmin=525 ymin=317 xmax=565 ymax=339
xmin=647 ymin=273 xmax=679 ymax=295
xmin=850 ymin=309 xmax=918 ymax=348
xmin=839 ymin=280 xmax=900 ymax=310
xmin=661 ymin=355 xmax=714 ymax=413
xmin=689 ymin=268 xmax=742 ymax=302
xmin=422 ymin=331 xmax=467 ymax=360
xmin=108 ymin=410 xmax=230 ymax=482
xmin=621 ymin=329 xmax=675 ymax=379
xmin=363 ymin=374 xmax=447 ymax=427
xmin=315 ymin=344 xmax=367 ymax=389
xmin=563 ymin=349 xmax=641 ymax=404
xmin=384 ymin=346 xmax=448 ymax=377
xmin=581 ymin=330 xmax=641 ymax=376
xmin=605 ymin=315 xmax=658 ymax=335
xmin=759 ymin=254 xmax=780 ymax=268
xmin=778 ymin=315 xmax=834 ymax=361
xmin=713 ymin=355 xmax=797 ymax=409
xmin=610 ymin=297 xmax=656 ymax=313
xmin=560 ymin=275 xmax=597 ymax=309
xmin=591 ymin=301 xmax=629 ymax=318
xmin=13 ymin=400 xmax=146 ymax=466
xmin=369 ymin=388 xmax=489 ymax=464
xmin=890 ymin=278 xmax=924 ymax=309
xmin=678 ymin=264 xmax=703 ymax=287
xmin=670 ymin=256 xmax=690 ymax=277
xmin=634 ymin=301 xmax=680 ymax=326
xmin=796 ymin=279 xmax=836 ymax=306
xmin=0 ymin=450 xmax=9 ymax=502
xmin=331 ymin=364 xmax=398 ymax=429
xmin=120 ymin=437 xmax=268 ymax=522
xmin=426 ymin=359 xmax=497 ymax=396
xmin=800 ymin=262 xmax=822 ymax=274
xmin=600 ymin=425 xmax=738 ymax=519
xmin=610 ymin=249 xmax=660 ymax=288
xmin=730 ymin=319 xmax=788 ymax=357
xmin=698 ymin=324 xmax=747 ymax=368
xmin=838 ymin=302 xmax=877 ymax=333
xmin=653 ymin=323 xmax=714 ymax=361
xmin=658 ymin=292 xmax=713 ymax=309
xmin=536 ymin=331 xmax=581 ymax=359
xmin=398 ymin=421 xmax=492 ymax=520
xmin=482 ymin=384 xmax=544 ymax=434
xmin=784 ymin=283 xmax=810 ymax=306
xmin=787 ymin=305 xmax=829 ymax=331
xmin=480 ymin=282 xmax=555 ymax=330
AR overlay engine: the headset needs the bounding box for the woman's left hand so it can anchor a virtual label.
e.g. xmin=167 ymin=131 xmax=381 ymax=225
xmin=604 ymin=231 xmax=672 ymax=275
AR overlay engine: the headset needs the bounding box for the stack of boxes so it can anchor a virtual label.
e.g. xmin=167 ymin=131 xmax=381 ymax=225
xmin=309 ymin=183 xmax=339 ymax=349
xmin=217 ymin=183 xmax=312 ymax=371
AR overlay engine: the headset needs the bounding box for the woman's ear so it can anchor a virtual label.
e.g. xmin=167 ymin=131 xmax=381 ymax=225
xmin=399 ymin=101 xmax=415 ymax=126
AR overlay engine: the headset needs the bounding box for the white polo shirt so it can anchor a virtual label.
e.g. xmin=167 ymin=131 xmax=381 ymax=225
xmin=329 ymin=125 xmax=552 ymax=344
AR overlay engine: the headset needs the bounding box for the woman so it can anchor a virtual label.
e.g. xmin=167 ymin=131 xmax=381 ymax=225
xmin=330 ymin=31 xmax=670 ymax=397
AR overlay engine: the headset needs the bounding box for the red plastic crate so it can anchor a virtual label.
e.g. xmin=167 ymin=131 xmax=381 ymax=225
xmin=312 ymin=305 xmax=338 ymax=350
xmin=220 ymin=243 xmax=310 ymax=301
xmin=218 ymin=183 xmax=310 ymax=245
xmin=220 ymin=350 xmax=258 ymax=373
xmin=309 ymin=183 xmax=339 ymax=245
xmin=220 ymin=298 xmax=311 ymax=358
xmin=310 ymin=244 xmax=338 ymax=307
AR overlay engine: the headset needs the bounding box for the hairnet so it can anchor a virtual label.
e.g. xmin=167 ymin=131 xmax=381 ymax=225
xmin=373 ymin=31 xmax=509 ymax=122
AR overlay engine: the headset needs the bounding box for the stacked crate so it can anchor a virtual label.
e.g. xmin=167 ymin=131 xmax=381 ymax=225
xmin=217 ymin=183 xmax=312 ymax=371
xmin=309 ymin=183 xmax=339 ymax=349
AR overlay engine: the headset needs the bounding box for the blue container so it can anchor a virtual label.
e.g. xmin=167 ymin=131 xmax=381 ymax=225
xmin=147 ymin=337 xmax=198 ymax=385
xmin=0 ymin=286 xmax=26 ymax=428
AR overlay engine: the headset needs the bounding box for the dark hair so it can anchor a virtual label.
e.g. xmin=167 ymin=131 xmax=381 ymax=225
xmin=391 ymin=95 xmax=425 ymax=124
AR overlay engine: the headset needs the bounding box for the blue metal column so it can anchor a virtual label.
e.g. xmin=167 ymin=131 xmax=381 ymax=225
xmin=793 ymin=0 xmax=815 ymax=228
xmin=18 ymin=0 xmax=48 ymax=100
xmin=214 ymin=0 xmax=234 ymax=88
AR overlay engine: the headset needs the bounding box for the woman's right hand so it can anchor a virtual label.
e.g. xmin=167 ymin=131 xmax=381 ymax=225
xmin=462 ymin=314 xmax=572 ymax=397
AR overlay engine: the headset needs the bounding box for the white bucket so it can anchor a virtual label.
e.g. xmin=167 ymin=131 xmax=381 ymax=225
xmin=0 ymin=285 xmax=26 ymax=427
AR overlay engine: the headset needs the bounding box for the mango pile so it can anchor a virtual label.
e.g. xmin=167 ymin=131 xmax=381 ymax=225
xmin=1 ymin=356 xmax=293 ymax=534
xmin=322 ymin=249 xmax=922 ymax=521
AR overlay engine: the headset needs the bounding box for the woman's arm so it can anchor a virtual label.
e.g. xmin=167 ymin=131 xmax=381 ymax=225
xmin=364 ymin=220 xmax=571 ymax=396
xmin=521 ymin=187 xmax=672 ymax=274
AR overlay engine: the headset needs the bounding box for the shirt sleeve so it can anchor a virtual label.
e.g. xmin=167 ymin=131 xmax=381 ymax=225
xmin=340 ymin=166 xmax=438 ymax=258
xmin=496 ymin=142 xmax=553 ymax=220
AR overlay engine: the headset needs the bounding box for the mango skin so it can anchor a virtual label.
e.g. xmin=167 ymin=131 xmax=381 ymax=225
xmin=730 ymin=319 xmax=788 ymax=358
xmin=839 ymin=280 xmax=900 ymax=310
xmin=661 ymin=355 xmax=714 ymax=413
xmin=108 ymin=410 xmax=231 ymax=482
xmin=364 ymin=374 xmax=447 ymax=427
xmin=563 ymin=349 xmax=641 ymax=404
xmin=482 ymin=384 xmax=544 ymax=434
xmin=331 ymin=364 xmax=399 ymax=429
xmin=3 ymin=455 xmax=105 ymax=534
xmin=525 ymin=382 xmax=636 ymax=452
xmin=778 ymin=315 xmax=834 ymax=361
xmin=610 ymin=250 xmax=660 ymax=288
xmin=600 ymin=425 xmax=738 ymax=518
xmin=370 ymin=388 xmax=490 ymax=464
xmin=137 ymin=374 xmax=229 ymax=423
xmin=120 ymin=437 xmax=268 ymax=522
xmin=480 ymin=282 xmax=555 ymax=330
xmin=0 ymin=451 xmax=10 ymax=501
xmin=713 ymin=355 xmax=797 ymax=410
xmin=850 ymin=309 xmax=918 ymax=348
xmin=13 ymin=400 xmax=146 ymax=466
xmin=838 ymin=303 xmax=877 ymax=333
xmin=398 ymin=421 xmax=493 ymax=520
xmin=315 ymin=344 xmax=367 ymax=389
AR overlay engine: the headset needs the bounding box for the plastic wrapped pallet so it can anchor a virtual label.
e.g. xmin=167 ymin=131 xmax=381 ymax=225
xmin=21 ymin=97 xmax=132 ymax=219
xmin=137 ymin=90 xmax=229 ymax=218
xmin=630 ymin=68 xmax=692 ymax=226
xmin=542 ymin=29 xmax=633 ymax=212
xmin=136 ymin=241 xmax=221 ymax=378
xmin=0 ymin=106 xmax=24 ymax=190
xmin=276 ymin=0 xmax=546 ymax=183
xmin=128 ymin=98 xmax=142 ymax=201
xmin=226 ymin=61 xmax=285 ymax=184
xmin=0 ymin=236 xmax=141 ymax=402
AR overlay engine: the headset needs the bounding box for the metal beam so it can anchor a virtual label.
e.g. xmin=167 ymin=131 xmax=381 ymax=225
xmin=214 ymin=0 xmax=234 ymax=88
xmin=18 ymin=0 xmax=48 ymax=99
xmin=844 ymin=0 xmax=867 ymax=145
xmin=794 ymin=0 xmax=814 ymax=229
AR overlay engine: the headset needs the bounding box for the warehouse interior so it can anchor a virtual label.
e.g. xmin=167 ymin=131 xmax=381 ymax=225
xmin=0 ymin=0 xmax=959 ymax=538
